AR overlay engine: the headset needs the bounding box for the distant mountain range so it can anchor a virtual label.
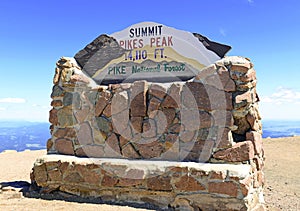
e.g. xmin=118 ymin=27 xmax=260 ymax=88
xmin=0 ymin=121 xmax=50 ymax=153
xmin=0 ymin=120 xmax=299 ymax=153
xmin=262 ymin=120 xmax=300 ymax=138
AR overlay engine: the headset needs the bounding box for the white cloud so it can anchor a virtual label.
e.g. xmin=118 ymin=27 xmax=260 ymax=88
xmin=0 ymin=107 xmax=6 ymax=111
xmin=0 ymin=98 xmax=26 ymax=103
xmin=261 ymin=87 xmax=300 ymax=105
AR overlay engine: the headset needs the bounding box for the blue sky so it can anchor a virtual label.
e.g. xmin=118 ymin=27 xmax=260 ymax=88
xmin=0 ymin=0 xmax=300 ymax=121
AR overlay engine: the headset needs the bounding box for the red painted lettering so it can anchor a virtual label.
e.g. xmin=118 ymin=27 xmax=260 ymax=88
xmin=150 ymin=38 xmax=155 ymax=47
xmin=133 ymin=39 xmax=138 ymax=49
xmin=119 ymin=40 xmax=125 ymax=48
xmin=168 ymin=36 xmax=173 ymax=46
xmin=156 ymin=37 xmax=161 ymax=47
xmin=138 ymin=39 xmax=144 ymax=48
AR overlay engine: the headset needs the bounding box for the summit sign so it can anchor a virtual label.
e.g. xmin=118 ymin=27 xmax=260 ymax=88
xmin=74 ymin=22 xmax=231 ymax=84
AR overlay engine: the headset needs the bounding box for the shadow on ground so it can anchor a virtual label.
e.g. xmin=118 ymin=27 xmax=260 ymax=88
xmin=0 ymin=181 xmax=170 ymax=211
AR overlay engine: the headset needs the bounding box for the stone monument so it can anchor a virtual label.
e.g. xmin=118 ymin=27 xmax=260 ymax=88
xmin=31 ymin=22 xmax=265 ymax=210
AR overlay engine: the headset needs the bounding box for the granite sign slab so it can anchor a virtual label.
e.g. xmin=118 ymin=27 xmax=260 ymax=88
xmin=74 ymin=22 xmax=231 ymax=84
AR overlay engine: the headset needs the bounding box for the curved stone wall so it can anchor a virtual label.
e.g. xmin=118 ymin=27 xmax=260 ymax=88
xmin=48 ymin=56 xmax=262 ymax=164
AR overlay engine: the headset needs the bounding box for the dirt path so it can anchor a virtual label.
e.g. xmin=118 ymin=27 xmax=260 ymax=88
xmin=263 ymin=137 xmax=300 ymax=210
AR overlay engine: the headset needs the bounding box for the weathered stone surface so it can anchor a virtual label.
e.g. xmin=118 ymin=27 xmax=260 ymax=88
xmin=237 ymin=80 xmax=257 ymax=91
xmin=147 ymin=97 xmax=161 ymax=116
xmin=112 ymin=109 xmax=129 ymax=135
xmin=169 ymin=123 xmax=181 ymax=133
xmin=85 ymin=90 xmax=98 ymax=105
xmin=161 ymin=83 xmax=181 ymax=108
xmin=246 ymin=107 xmax=262 ymax=132
xmin=216 ymin=128 xmax=234 ymax=149
xmin=120 ymin=83 xmax=132 ymax=90
xmin=57 ymin=107 xmax=77 ymax=127
xmin=53 ymin=127 xmax=76 ymax=139
xmin=130 ymin=116 xmax=143 ymax=134
xmin=130 ymin=81 xmax=147 ymax=117
xmin=208 ymin=181 xmax=238 ymax=197
xmin=77 ymin=122 xmax=93 ymax=145
xmin=206 ymin=85 xmax=233 ymax=111
xmin=213 ymin=141 xmax=255 ymax=162
xmin=180 ymin=131 xmax=196 ymax=143
xmin=149 ymin=83 xmax=167 ymax=99
xmin=121 ymin=143 xmax=140 ymax=159
xmin=182 ymin=82 xmax=232 ymax=111
xmin=138 ymin=141 xmax=164 ymax=159
xmin=46 ymin=139 xmax=53 ymax=151
xmin=74 ymin=107 xmax=90 ymax=123
xmin=210 ymin=171 xmax=226 ymax=180
xmin=162 ymin=108 xmax=176 ymax=128
xmin=142 ymin=119 xmax=157 ymax=138
xmin=240 ymin=175 xmax=252 ymax=196
xmin=51 ymin=85 xmax=64 ymax=98
xmin=181 ymin=140 xmax=214 ymax=162
xmin=53 ymin=67 xmax=61 ymax=85
xmin=240 ymin=68 xmax=256 ymax=82
xmin=57 ymin=57 xmax=79 ymax=68
xmin=194 ymin=64 xmax=217 ymax=81
xmin=152 ymin=111 xmax=168 ymax=134
xmin=51 ymin=100 xmax=63 ymax=107
xmin=147 ymin=176 xmax=172 ymax=191
xmin=55 ymin=138 xmax=74 ymax=155
xmin=75 ymin=145 xmax=105 ymax=157
xmin=48 ymin=169 xmax=62 ymax=181
xmin=119 ymin=126 xmax=133 ymax=141
xmin=69 ymin=73 xmax=90 ymax=84
xmin=125 ymin=168 xmax=145 ymax=180
xmin=230 ymin=63 xmax=251 ymax=73
xmin=95 ymin=116 xmax=111 ymax=134
xmin=246 ymin=131 xmax=263 ymax=155
xmin=181 ymin=110 xmax=212 ymax=131
xmin=234 ymin=90 xmax=255 ymax=108
xmin=118 ymin=178 xmax=143 ymax=187
xmin=75 ymin=164 xmax=101 ymax=185
xmin=180 ymin=109 xmax=200 ymax=131
xmin=111 ymin=90 xmax=128 ymax=115
xmin=101 ymin=173 xmax=118 ymax=187
xmin=165 ymin=134 xmax=178 ymax=148
xmin=63 ymin=92 xmax=81 ymax=108
xmin=233 ymin=117 xmax=251 ymax=135
xmin=102 ymin=104 xmax=112 ymax=117
xmin=95 ymin=91 xmax=111 ymax=116
xmin=93 ymin=129 xmax=106 ymax=145
xmin=211 ymin=110 xmax=234 ymax=128
xmin=162 ymin=140 xmax=179 ymax=161
xmin=49 ymin=124 xmax=54 ymax=134
xmin=32 ymin=163 xmax=48 ymax=185
xmin=205 ymin=66 xmax=236 ymax=92
xmin=49 ymin=109 xmax=58 ymax=125
xmin=104 ymin=133 xmax=121 ymax=158
xmin=119 ymin=136 xmax=129 ymax=147
xmin=175 ymin=175 xmax=205 ymax=192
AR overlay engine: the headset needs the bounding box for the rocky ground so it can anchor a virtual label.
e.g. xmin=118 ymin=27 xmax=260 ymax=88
xmin=0 ymin=137 xmax=299 ymax=210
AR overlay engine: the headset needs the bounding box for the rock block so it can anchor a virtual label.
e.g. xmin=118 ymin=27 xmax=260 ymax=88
xmin=213 ymin=141 xmax=255 ymax=162
xmin=130 ymin=81 xmax=147 ymax=117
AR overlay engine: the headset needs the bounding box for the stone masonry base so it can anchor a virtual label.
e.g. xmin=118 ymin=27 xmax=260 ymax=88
xmin=31 ymin=155 xmax=265 ymax=210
